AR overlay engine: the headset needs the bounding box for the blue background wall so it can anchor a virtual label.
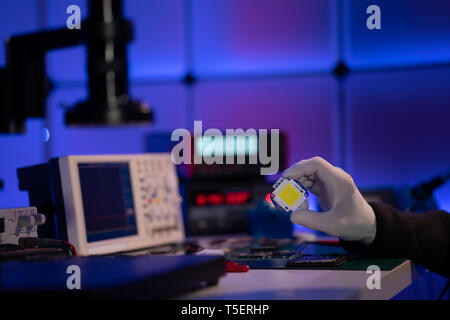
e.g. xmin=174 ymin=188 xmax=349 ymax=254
xmin=2 ymin=0 xmax=449 ymax=210
xmin=0 ymin=0 xmax=449 ymax=298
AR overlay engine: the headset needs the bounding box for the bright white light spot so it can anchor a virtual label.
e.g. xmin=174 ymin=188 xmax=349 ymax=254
xmin=42 ymin=128 xmax=50 ymax=143
xmin=195 ymin=134 xmax=258 ymax=156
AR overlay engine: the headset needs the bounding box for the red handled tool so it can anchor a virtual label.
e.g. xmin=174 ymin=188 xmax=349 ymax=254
xmin=225 ymin=261 xmax=250 ymax=272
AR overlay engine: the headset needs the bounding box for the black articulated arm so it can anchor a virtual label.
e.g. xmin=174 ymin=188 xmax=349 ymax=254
xmin=1 ymin=28 xmax=83 ymax=133
xmin=0 ymin=0 xmax=151 ymax=134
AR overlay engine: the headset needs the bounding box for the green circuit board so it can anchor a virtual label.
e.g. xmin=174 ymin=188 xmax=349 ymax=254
xmin=226 ymin=240 xmax=406 ymax=271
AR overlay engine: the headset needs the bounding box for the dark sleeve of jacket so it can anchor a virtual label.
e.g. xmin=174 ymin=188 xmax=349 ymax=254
xmin=340 ymin=202 xmax=450 ymax=277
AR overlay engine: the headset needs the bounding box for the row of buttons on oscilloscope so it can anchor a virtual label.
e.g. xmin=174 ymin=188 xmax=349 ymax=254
xmin=135 ymin=158 xmax=169 ymax=173
xmin=146 ymin=222 xmax=180 ymax=240
xmin=139 ymin=178 xmax=171 ymax=207
xmin=143 ymin=210 xmax=179 ymax=223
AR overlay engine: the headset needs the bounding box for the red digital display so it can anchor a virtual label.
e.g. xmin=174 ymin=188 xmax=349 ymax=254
xmin=195 ymin=191 xmax=251 ymax=206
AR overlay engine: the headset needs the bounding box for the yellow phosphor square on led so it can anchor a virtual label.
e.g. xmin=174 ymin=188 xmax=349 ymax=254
xmin=278 ymin=184 xmax=301 ymax=207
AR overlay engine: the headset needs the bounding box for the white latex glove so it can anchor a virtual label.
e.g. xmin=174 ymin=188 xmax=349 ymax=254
xmin=283 ymin=157 xmax=377 ymax=245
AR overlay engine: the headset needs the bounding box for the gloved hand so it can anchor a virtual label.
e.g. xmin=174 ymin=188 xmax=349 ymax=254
xmin=283 ymin=157 xmax=377 ymax=245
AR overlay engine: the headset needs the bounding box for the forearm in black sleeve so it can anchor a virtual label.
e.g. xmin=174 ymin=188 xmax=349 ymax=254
xmin=340 ymin=202 xmax=450 ymax=277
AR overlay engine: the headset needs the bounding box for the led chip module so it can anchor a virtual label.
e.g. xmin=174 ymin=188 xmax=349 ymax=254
xmin=270 ymin=177 xmax=308 ymax=214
